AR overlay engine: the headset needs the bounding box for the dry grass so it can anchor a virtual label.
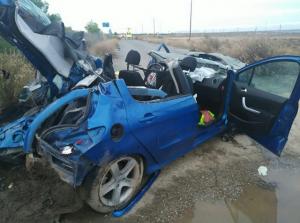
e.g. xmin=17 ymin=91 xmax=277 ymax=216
xmin=141 ymin=34 xmax=300 ymax=63
xmin=0 ymin=51 xmax=35 ymax=109
xmin=88 ymin=39 xmax=119 ymax=58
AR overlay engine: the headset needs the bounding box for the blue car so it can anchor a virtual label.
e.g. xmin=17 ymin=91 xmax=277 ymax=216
xmin=0 ymin=0 xmax=300 ymax=215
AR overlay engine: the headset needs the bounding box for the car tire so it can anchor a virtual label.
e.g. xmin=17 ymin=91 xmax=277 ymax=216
xmin=82 ymin=156 xmax=144 ymax=213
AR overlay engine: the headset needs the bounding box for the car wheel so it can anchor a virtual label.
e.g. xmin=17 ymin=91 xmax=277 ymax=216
xmin=83 ymin=156 xmax=144 ymax=213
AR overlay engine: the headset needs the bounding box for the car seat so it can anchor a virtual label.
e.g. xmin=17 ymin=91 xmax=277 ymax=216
xmin=103 ymin=53 xmax=115 ymax=80
xmin=146 ymin=61 xmax=193 ymax=97
xmin=180 ymin=56 xmax=197 ymax=72
xmin=180 ymin=56 xmax=197 ymax=93
xmin=119 ymin=50 xmax=145 ymax=86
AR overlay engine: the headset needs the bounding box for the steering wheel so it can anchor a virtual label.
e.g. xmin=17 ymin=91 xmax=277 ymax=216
xmin=147 ymin=63 xmax=167 ymax=72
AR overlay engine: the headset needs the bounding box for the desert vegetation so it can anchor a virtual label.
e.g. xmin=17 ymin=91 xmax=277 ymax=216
xmin=0 ymin=50 xmax=35 ymax=110
xmin=140 ymin=33 xmax=300 ymax=63
xmin=87 ymin=38 xmax=119 ymax=58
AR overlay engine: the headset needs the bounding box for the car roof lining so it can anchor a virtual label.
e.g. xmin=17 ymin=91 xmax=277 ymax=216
xmin=15 ymin=10 xmax=73 ymax=78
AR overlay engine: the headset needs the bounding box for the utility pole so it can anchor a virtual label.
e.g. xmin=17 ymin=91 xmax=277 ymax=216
xmin=189 ymin=0 xmax=193 ymax=40
xmin=153 ymin=18 xmax=156 ymax=36
xmin=279 ymin=24 xmax=282 ymax=32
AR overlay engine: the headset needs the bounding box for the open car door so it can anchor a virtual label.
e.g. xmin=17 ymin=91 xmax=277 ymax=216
xmin=230 ymin=56 xmax=300 ymax=156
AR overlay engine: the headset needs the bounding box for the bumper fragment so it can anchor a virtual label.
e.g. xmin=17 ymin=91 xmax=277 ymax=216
xmin=38 ymin=138 xmax=93 ymax=187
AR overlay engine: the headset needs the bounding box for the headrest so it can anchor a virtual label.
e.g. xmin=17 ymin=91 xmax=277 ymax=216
xmin=125 ymin=50 xmax=141 ymax=66
xmin=180 ymin=56 xmax=197 ymax=72
xmin=103 ymin=53 xmax=113 ymax=66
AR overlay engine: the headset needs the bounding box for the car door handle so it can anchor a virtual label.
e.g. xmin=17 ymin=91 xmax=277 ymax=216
xmin=242 ymin=97 xmax=261 ymax=114
xmin=140 ymin=113 xmax=156 ymax=123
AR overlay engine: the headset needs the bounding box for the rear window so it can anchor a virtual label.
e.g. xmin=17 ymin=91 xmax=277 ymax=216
xmin=17 ymin=0 xmax=51 ymax=32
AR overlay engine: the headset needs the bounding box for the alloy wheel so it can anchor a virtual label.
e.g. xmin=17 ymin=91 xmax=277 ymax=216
xmin=98 ymin=157 xmax=143 ymax=207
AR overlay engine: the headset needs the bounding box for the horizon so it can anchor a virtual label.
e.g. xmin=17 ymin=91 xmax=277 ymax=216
xmin=47 ymin=0 xmax=300 ymax=34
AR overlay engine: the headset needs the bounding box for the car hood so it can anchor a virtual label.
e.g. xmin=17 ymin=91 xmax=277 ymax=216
xmin=0 ymin=0 xmax=92 ymax=84
xmin=188 ymin=51 xmax=246 ymax=70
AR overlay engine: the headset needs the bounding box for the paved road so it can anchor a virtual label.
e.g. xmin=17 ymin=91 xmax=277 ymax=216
xmin=114 ymin=39 xmax=188 ymax=71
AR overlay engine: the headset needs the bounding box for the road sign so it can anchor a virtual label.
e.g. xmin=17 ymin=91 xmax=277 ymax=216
xmin=102 ymin=22 xmax=110 ymax=28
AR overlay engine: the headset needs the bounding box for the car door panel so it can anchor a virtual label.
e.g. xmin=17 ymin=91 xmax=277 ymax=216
xmin=230 ymin=82 xmax=287 ymax=134
xmin=229 ymin=56 xmax=300 ymax=156
xmin=127 ymin=95 xmax=199 ymax=164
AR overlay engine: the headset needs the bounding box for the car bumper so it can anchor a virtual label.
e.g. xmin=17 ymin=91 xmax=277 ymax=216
xmin=38 ymin=138 xmax=94 ymax=187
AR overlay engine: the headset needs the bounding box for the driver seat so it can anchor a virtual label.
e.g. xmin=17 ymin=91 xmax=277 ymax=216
xmin=146 ymin=61 xmax=193 ymax=96
xmin=119 ymin=50 xmax=145 ymax=86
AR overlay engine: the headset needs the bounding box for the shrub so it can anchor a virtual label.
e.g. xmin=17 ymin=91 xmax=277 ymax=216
xmin=0 ymin=37 xmax=15 ymax=53
xmin=143 ymin=35 xmax=300 ymax=64
xmin=198 ymin=37 xmax=221 ymax=52
xmin=0 ymin=51 xmax=35 ymax=109
xmin=228 ymin=38 xmax=276 ymax=63
xmin=88 ymin=39 xmax=119 ymax=58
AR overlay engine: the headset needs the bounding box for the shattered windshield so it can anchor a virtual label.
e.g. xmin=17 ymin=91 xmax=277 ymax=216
xmin=17 ymin=0 xmax=51 ymax=32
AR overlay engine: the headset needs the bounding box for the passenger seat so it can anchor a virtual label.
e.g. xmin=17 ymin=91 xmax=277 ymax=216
xmin=119 ymin=50 xmax=145 ymax=86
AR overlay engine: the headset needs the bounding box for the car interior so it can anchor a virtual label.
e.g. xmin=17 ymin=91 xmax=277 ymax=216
xmin=107 ymin=50 xmax=229 ymax=123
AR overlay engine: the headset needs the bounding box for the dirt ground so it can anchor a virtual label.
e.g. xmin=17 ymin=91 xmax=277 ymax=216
xmin=0 ymin=40 xmax=300 ymax=223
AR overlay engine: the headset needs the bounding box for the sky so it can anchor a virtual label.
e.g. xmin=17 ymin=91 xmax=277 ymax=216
xmin=47 ymin=0 xmax=300 ymax=33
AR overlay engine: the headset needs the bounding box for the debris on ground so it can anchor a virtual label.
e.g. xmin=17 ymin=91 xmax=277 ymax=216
xmin=7 ymin=183 xmax=13 ymax=189
xmin=258 ymin=166 xmax=268 ymax=176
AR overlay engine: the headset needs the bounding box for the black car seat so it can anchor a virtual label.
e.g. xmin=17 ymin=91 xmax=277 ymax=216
xmin=180 ymin=56 xmax=197 ymax=93
xmin=146 ymin=61 xmax=193 ymax=97
xmin=119 ymin=50 xmax=145 ymax=86
xmin=171 ymin=62 xmax=193 ymax=95
xmin=103 ymin=53 xmax=115 ymax=80
xmin=180 ymin=56 xmax=197 ymax=72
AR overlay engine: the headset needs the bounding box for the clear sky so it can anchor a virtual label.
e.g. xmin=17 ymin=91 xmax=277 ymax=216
xmin=47 ymin=0 xmax=300 ymax=33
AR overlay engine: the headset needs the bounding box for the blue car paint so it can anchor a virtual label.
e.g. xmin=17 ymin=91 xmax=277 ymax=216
xmin=0 ymin=0 xmax=12 ymax=6
xmin=81 ymin=81 xmax=159 ymax=174
xmin=235 ymin=56 xmax=300 ymax=155
xmin=0 ymin=116 xmax=35 ymax=154
xmin=33 ymin=80 xmax=158 ymax=186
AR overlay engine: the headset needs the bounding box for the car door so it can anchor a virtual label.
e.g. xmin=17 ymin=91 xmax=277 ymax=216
xmin=230 ymin=56 xmax=300 ymax=156
xmin=127 ymin=95 xmax=199 ymax=164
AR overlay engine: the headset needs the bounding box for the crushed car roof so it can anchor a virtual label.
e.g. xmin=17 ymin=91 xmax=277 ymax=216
xmin=188 ymin=51 xmax=246 ymax=70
